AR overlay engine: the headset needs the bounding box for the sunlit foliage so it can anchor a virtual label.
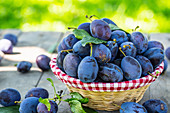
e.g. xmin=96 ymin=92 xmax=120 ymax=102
xmin=0 ymin=0 xmax=170 ymax=33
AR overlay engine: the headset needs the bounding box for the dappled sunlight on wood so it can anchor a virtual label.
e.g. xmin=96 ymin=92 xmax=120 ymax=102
xmin=4 ymin=46 xmax=52 ymax=63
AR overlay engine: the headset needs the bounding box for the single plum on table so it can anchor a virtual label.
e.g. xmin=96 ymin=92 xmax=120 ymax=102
xmin=120 ymin=102 xmax=147 ymax=113
xmin=25 ymin=87 xmax=49 ymax=99
xmin=0 ymin=39 xmax=13 ymax=54
xmin=3 ymin=34 xmax=18 ymax=46
xmin=0 ymin=88 xmax=21 ymax=107
xmin=143 ymin=99 xmax=168 ymax=113
xmin=19 ymin=97 xmax=39 ymax=113
xmin=36 ymin=55 xmax=51 ymax=71
xmin=17 ymin=61 xmax=32 ymax=73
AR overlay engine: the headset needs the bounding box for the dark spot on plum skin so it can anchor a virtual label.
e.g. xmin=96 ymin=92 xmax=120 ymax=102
xmin=133 ymin=110 xmax=139 ymax=113
xmin=0 ymin=92 xmax=11 ymax=104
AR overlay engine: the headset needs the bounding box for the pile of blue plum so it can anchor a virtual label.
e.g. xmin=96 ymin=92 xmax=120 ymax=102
xmin=56 ymin=17 xmax=167 ymax=83
xmin=0 ymin=88 xmax=58 ymax=113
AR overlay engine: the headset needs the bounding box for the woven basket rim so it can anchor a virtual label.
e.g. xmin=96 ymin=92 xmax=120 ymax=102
xmin=50 ymin=54 xmax=164 ymax=92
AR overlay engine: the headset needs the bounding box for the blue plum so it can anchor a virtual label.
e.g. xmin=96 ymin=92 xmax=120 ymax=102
xmin=25 ymin=87 xmax=49 ymax=99
xmin=17 ymin=61 xmax=32 ymax=73
xmin=136 ymin=55 xmax=153 ymax=76
xmin=0 ymin=39 xmax=13 ymax=54
xmin=57 ymin=34 xmax=79 ymax=52
xmin=131 ymin=32 xmax=148 ymax=54
xmin=90 ymin=19 xmax=111 ymax=41
xmin=73 ymin=40 xmax=90 ymax=58
xmin=148 ymin=41 xmax=164 ymax=50
xmin=143 ymin=99 xmax=168 ymax=113
xmin=121 ymin=56 xmax=142 ymax=80
xmin=56 ymin=51 xmax=68 ymax=72
xmin=19 ymin=97 xmax=39 ymax=113
xmin=105 ymin=41 xmax=118 ymax=62
xmin=120 ymin=102 xmax=147 ymax=113
xmin=63 ymin=53 xmax=81 ymax=78
xmin=0 ymin=88 xmax=21 ymax=107
xmin=98 ymin=63 xmax=123 ymax=82
xmin=165 ymin=47 xmax=170 ymax=60
xmin=143 ymin=48 xmax=164 ymax=68
xmin=78 ymin=56 xmax=98 ymax=83
xmin=92 ymin=44 xmax=111 ymax=64
xmin=37 ymin=100 xmax=58 ymax=113
xmin=36 ymin=55 xmax=51 ymax=71
xmin=77 ymin=22 xmax=91 ymax=34
xmin=3 ymin=34 xmax=18 ymax=46
xmin=120 ymin=42 xmax=137 ymax=57
xmin=101 ymin=18 xmax=117 ymax=26
xmin=110 ymin=30 xmax=128 ymax=45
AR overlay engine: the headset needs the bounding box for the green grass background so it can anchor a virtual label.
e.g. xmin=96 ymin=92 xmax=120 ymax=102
xmin=0 ymin=0 xmax=170 ymax=33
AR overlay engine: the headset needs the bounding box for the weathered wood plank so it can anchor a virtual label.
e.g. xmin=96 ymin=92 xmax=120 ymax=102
xmin=148 ymin=33 xmax=170 ymax=112
xmin=0 ymin=29 xmax=22 ymax=38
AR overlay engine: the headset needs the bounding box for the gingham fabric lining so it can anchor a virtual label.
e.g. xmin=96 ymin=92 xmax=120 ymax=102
xmin=50 ymin=54 xmax=164 ymax=92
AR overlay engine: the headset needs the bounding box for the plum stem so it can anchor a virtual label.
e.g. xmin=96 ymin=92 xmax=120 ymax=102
xmin=113 ymin=39 xmax=116 ymax=44
xmin=132 ymin=26 xmax=139 ymax=31
xmin=112 ymin=103 xmax=125 ymax=111
xmin=86 ymin=15 xmax=92 ymax=21
xmin=119 ymin=47 xmax=126 ymax=57
xmin=148 ymin=72 xmax=157 ymax=78
xmin=89 ymin=43 xmax=93 ymax=56
xmin=61 ymin=49 xmax=73 ymax=53
xmin=14 ymin=101 xmax=22 ymax=103
xmin=68 ymin=27 xmax=77 ymax=30
xmin=123 ymin=45 xmax=131 ymax=49
xmin=89 ymin=15 xmax=100 ymax=19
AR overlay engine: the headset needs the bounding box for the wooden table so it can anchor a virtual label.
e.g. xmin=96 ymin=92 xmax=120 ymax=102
xmin=0 ymin=29 xmax=169 ymax=113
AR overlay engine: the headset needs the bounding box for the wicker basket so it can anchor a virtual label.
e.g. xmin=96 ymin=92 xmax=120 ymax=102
xmin=50 ymin=55 xmax=164 ymax=111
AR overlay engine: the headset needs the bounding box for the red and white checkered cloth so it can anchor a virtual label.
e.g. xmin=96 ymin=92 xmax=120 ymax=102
xmin=50 ymin=54 xmax=164 ymax=92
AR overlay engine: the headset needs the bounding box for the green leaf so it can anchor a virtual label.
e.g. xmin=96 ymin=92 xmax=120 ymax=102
xmin=0 ymin=105 xmax=20 ymax=113
xmin=73 ymin=29 xmax=89 ymax=40
xmin=70 ymin=92 xmax=84 ymax=100
xmin=73 ymin=29 xmax=107 ymax=47
xmin=64 ymin=98 xmax=78 ymax=102
xmin=83 ymin=106 xmax=98 ymax=113
xmin=79 ymin=98 xmax=89 ymax=104
xmin=69 ymin=100 xmax=86 ymax=113
xmin=39 ymin=97 xmax=51 ymax=111
xmin=109 ymin=24 xmax=129 ymax=34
